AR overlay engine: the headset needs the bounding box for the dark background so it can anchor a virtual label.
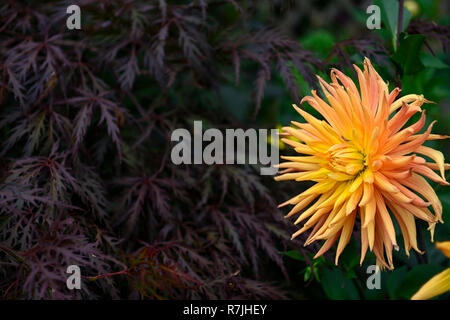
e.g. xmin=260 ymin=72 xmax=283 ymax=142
xmin=0 ymin=0 xmax=449 ymax=299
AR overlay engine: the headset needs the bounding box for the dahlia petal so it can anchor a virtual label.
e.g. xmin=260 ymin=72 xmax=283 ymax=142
xmin=374 ymin=91 xmax=389 ymax=132
xmin=354 ymin=64 xmax=370 ymax=110
xmin=373 ymin=222 xmax=390 ymax=269
xmin=327 ymin=172 xmax=354 ymax=181
xmin=313 ymin=232 xmax=340 ymax=259
xmin=374 ymin=171 xmax=399 ymax=193
xmin=388 ymin=102 xmax=420 ymax=135
xmin=291 ymin=225 xmax=309 ymax=240
xmin=324 ymin=92 xmax=352 ymax=134
xmin=428 ymin=222 xmax=437 ymax=242
xmin=277 ymin=162 xmax=322 ymax=171
xmin=311 ymin=90 xmax=348 ymax=134
xmin=304 ymin=215 xmax=327 ymax=243
xmin=416 ymin=145 xmax=446 ymax=179
xmin=388 ymin=188 xmax=414 ymax=204
xmin=389 ymin=94 xmax=425 ymax=114
xmin=362 ymin=196 xmax=376 ymax=228
xmin=374 ymin=190 xmax=398 ymax=248
xmin=281 ymin=138 xmax=310 ymax=150
xmin=435 ymin=241 xmax=450 ymax=258
xmin=389 ymin=180 xmax=431 ymax=207
xmin=391 ymin=121 xmax=436 ymax=155
xmin=410 ymin=163 xmax=450 ymax=185
xmin=381 ymin=155 xmax=414 ymax=170
xmin=331 ymin=68 xmax=360 ymax=98
xmin=411 ymin=268 xmax=450 ymax=300
xmin=301 ymin=94 xmax=341 ymax=132
xmin=366 ymin=219 xmax=375 ymax=251
xmin=329 ymin=203 xmax=348 ymax=228
xmin=301 ymin=180 xmax=337 ymax=197
xmin=349 ymin=175 xmax=363 ymax=192
xmin=332 ymin=185 xmax=353 ymax=209
xmin=280 ymin=155 xmax=323 ymax=164
xmin=391 ymin=197 xmax=435 ymax=223
xmin=334 ymin=86 xmax=354 ymax=119
xmin=346 ymin=163 xmax=365 ymax=175
xmin=419 ymin=134 xmax=450 ymax=140
xmin=277 ymin=168 xmax=296 ymax=175
xmin=293 ymin=192 xmax=332 ymax=225
xmin=387 ymin=87 xmax=401 ymax=106
xmin=317 ymin=75 xmax=338 ymax=98
xmin=390 ymin=203 xmax=422 ymax=254
xmin=402 ymin=174 xmax=443 ymax=222
xmin=360 ymin=219 xmax=369 ymax=265
xmin=383 ymin=112 xmax=426 ymax=154
xmin=298 ymin=206 xmax=330 ymax=227
xmin=277 ymin=194 xmax=303 ymax=208
xmin=425 ymin=162 xmax=450 ymax=171
xmin=382 ymin=169 xmax=412 ymax=180
xmin=317 ymin=182 xmax=349 ymax=209
xmin=359 ymin=182 xmax=374 ymax=206
xmin=366 ymin=66 xmax=379 ymax=112
xmin=346 ymin=185 xmax=363 ymax=215
xmin=307 ymin=204 xmax=343 ymax=242
xmin=284 ymin=194 xmax=318 ymax=218
xmin=335 ymin=214 xmax=356 ymax=265
xmin=282 ymin=127 xmax=319 ymax=144
xmin=274 ymin=172 xmax=309 ymax=181
xmin=363 ymin=168 xmax=374 ymax=183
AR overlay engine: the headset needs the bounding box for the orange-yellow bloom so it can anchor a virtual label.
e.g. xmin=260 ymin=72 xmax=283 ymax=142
xmin=276 ymin=57 xmax=449 ymax=269
xmin=410 ymin=268 xmax=450 ymax=300
xmin=411 ymin=242 xmax=450 ymax=300
xmin=435 ymin=241 xmax=450 ymax=258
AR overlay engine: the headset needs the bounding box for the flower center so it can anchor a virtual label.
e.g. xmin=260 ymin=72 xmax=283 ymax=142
xmin=324 ymin=143 xmax=366 ymax=177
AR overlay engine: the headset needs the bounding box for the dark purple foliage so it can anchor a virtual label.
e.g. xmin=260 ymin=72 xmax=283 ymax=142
xmin=0 ymin=0 xmax=310 ymax=299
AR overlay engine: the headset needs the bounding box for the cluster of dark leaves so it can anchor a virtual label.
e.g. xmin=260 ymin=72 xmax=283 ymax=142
xmin=327 ymin=36 xmax=392 ymax=75
xmin=407 ymin=19 xmax=450 ymax=53
xmin=0 ymin=0 xmax=318 ymax=299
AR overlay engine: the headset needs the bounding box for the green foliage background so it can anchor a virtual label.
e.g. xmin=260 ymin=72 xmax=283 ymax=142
xmin=259 ymin=0 xmax=450 ymax=299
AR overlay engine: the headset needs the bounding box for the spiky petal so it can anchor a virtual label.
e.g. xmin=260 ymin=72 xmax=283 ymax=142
xmin=411 ymin=268 xmax=450 ymax=300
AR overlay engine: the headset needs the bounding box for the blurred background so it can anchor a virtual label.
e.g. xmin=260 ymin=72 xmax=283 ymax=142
xmin=0 ymin=0 xmax=449 ymax=299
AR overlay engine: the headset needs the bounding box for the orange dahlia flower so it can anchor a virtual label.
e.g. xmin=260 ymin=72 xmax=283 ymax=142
xmin=275 ymin=58 xmax=449 ymax=270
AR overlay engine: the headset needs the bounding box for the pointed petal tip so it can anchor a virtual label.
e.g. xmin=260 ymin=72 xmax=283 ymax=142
xmin=424 ymin=98 xmax=437 ymax=104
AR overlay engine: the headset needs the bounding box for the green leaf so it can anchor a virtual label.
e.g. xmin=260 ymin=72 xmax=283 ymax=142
xmin=299 ymin=30 xmax=334 ymax=59
xmin=313 ymin=265 xmax=321 ymax=282
xmin=338 ymin=239 xmax=360 ymax=271
xmin=344 ymin=269 xmax=357 ymax=280
xmin=395 ymin=264 xmax=444 ymax=299
xmin=420 ymin=53 xmax=449 ymax=69
xmin=377 ymin=0 xmax=412 ymax=50
xmin=386 ymin=266 xmax=408 ymax=299
xmin=392 ymin=34 xmax=426 ymax=75
xmin=280 ymin=250 xmax=305 ymax=261
xmin=304 ymin=266 xmax=312 ymax=282
xmin=320 ymin=267 xmax=360 ymax=300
